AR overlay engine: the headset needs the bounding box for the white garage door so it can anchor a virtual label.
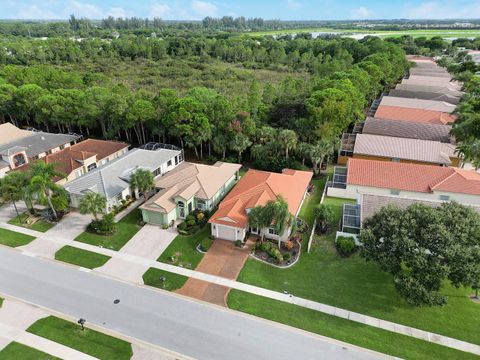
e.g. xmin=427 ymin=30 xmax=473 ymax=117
xmin=217 ymin=225 xmax=237 ymax=241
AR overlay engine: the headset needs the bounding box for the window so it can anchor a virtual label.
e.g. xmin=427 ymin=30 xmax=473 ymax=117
xmin=12 ymin=153 xmax=26 ymax=168
xmin=390 ymin=189 xmax=400 ymax=195
xmin=392 ymin=158 xmax=401 ymax=163
xmin=167 ymin=160 xmax=172 ymax=167
xmin=175 ymin=156 xmax=178 ymax=165
xmin=439 ymin=195 xmax=450 ymax=201
xmin=196 ymin=199 xmax=206 ymax=210
xmin=268 ymin=228 xmax=278 ymax=235
xmin=87 ymin=163 xmax=97 ymax=172
xmin=188 ymin=202 xmax=193 ymax=213
xmin=115 ymin=193 xmax=123 ymax=202
xmin=153 ymin=167 xmax=161 ymax=176
xmin=60 ymin=144 xmax=65 ymax=150
xmin=179 ymin=152 xmax=184 ymax=162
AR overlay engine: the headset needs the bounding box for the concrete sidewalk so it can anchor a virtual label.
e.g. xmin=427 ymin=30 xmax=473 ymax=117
xmin=1 ymin=220 xmax=479 ymax=356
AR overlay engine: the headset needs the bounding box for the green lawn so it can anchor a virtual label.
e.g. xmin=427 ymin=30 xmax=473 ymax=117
xmin=0 ymin=297 xmax=3 ymax=308
xmin=0 ymin=228 xmax=36 ymax=247
xmin=0 ymin=342 xmax=60 ymax=360
xmin=143 ymin=268 xmax=188 ymax=291
xmin=27 ymin=316 xmax=132 ymax=360
xmin=227 ymin=290 xmax=477 ymax=360
xmin=55 ymin=246 xmax=111 ymax=269
xmin=8 ymin=214 xmax=55 ymax=233
xmin=236 ymin=195 xmax=480 ymax=345
xmin=297 ymin=177 xmax=327 ymax=226
xmin=75 ymin=209 xmax=143 ymax=251
xmin=157 ymin=225 xmax=209 ymax=269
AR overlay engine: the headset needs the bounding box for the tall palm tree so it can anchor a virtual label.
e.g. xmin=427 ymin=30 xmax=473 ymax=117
xmin=278 ymin=129 xmax=298 ymax=161
xmin=266 ymin=196 xmax=294 ymax=248
xmin=130 ymin=168 xmax=155 ymax=200
xmin=79 ymin=192 xmax=107 ymax=221
xmin=29 ymin=162 xmax=65 ymax=219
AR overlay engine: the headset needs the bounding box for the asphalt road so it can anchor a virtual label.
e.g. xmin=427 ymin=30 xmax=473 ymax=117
xmin=0 ymin=248 xmax=386 ymax=360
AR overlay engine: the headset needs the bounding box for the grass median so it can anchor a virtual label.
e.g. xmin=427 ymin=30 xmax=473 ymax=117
xmin=0 ymin=228 xmax=36 ymax=247
xmin=0 ymin=342 xmax=60 ymax=360
xmin=27 ymin=316 xmax=132 ymax=360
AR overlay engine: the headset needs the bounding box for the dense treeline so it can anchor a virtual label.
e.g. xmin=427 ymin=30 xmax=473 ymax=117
xmin=0 ymin=33 xmax=408 ymax=173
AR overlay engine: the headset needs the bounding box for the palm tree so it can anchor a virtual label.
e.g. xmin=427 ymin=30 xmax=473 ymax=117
xmin=130 ymin=168 xmax=155 ymax=200
xmin=229 ymin=133 xmax=252 ymax=163
xmin=29 ymin=162 xmax=65 ymax=220
xmin=278 ymin=129 xmax=298 ymax=161
xmin=267 ymin=196 xmax=294 ymax=248
xmin=79 ymin=192 xmax=107 ymax=221
xmin=456 ymin=140 xmax=480 ymax=169
xmin=248 ymin=205 xmax=270 ymax=241
xmin=310 ymin=138 xmax=336 ymax=175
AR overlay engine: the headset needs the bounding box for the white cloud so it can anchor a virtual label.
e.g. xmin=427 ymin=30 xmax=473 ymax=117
xmin=65 ymin=1 xmax=102 ymax=18
xmin=350 ymin=6 xmax=374 ymax=19
xmin=404 ymin=1 xmax=480 ymax=19
xmin=191 ymin=0 xmax=218 ymax=17
xmin=15 ymin=4 xmax=57 ymax=19
xmin=287 ymin=0 xmax=303 ymax=10
xmin=151 ymin=3 xmax=171 ymax=18
xmin=107 ymin=7 xmax=127 ymax=18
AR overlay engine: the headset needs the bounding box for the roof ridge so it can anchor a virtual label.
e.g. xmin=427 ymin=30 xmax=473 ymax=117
xmin=429 ymin=168 xmax=457 ymax=191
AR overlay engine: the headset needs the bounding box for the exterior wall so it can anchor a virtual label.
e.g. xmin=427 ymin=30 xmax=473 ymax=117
xmin=174 ymin=196 xmax=195 ymax=219
xmin=328 ymin=183 xmax=480 ymax=206
xmin=352 ymin=153 xmax=449 ymax=166
xmin=263 ymin=226 xmax=291 ymax=242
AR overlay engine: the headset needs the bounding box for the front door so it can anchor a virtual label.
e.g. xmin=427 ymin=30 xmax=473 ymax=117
xmin=178 ymin=201 xmax=185 ymax=219
xmin=250 ymin=226 xmax=258 ymax=235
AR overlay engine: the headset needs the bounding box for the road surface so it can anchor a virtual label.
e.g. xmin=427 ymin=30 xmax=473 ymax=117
xmin=0 ymin=248 xmax=386 ymax=360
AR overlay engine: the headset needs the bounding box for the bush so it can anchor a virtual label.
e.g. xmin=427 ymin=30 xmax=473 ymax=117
xmin=196 ymin=212 xmax=205 ymax=222
xmin=235 ymin=239 xmax=243 ymax=248
xmin=268 ymin=247 xmax=283 ymax=263
xmin=162 ymin=224 xmax=169 ymax=230
xmin=283 ymin=252 xmax=292 ymax=261
xmin=186 ymin=219 xmax=196 ymax=227
xmin=260 ymin=241 xmax=272 ymax=252
xmin=89 ymin=213 xmax=116 ymax=235
xmin=336 ymin=236 xmax=357 ymax=257
xmin=186 ymin=214 xmax=195 ymax=222
xmin=177 ymin=222 xmax=187 ymax=231
xmin=284 ymin=240 xmax=294 ymax=250
xmin=200 ymin=237 xmax=213 ymax=252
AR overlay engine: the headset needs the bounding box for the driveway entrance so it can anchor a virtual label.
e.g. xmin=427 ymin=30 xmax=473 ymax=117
xmin=176 ymin=238 xmax=253 ymax=306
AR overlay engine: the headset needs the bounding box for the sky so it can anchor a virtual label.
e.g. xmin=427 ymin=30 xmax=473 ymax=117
xmin=1 ymin=0 xmax=480 ymax=21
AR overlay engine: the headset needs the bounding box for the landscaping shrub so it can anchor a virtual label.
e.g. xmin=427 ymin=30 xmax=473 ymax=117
xmin=162 ymin=224 xmax=169 ymax=230
xmin=186 ymin=214 xmax=195 ymax=222
xmin=283 ymin=252 xmax=292 ymax=261
xmin=186 ymin=219 xmax=196 ymax=227
xmin=268 ymin=247 xmax=284 ymax=263
xmin=200 ymin=237 xmax=213 ymax=252
xmin=260 ymin=241 xmax=272 ymax=252
xmin=336 ymin=236 xmax=357 ymax=257
xmin=235 ymin=239 xmax=243 ymax=248
xmin=196 ymin=212 xmax=205 ymax=222
xmin=177 ymin=222 xmax=187 ymax=231
xmin=88 ymin=213 xmax=116 ymax=235
xmin=284 ymin=240 xmax=294 ymax=250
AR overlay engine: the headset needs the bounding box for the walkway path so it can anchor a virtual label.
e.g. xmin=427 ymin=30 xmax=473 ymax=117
xmin=1 ymin=218 xmax=479 ymax=355
xmin=177 ymin=239 xmax=253 ymax=306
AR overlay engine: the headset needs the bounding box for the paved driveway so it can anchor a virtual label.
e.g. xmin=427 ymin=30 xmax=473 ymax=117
xmin=97 ymin=225 xmax=177 ymax=283
xmin=0 ymin=202 xmax=27 ymax=223
xmin=176 ymin=239 xmax=253 ymax=306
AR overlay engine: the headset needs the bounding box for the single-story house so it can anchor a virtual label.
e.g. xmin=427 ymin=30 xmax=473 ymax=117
xmin=140 ymin=161 xmax=242 ymax=226
xmin=379 ymin=96 xmax=456 ymax=113
xmin=409 ymin=68 xmax=450 ymax=78
xmin=401 ymin=76 xmax=462 ymax=90
xmin=328 ymin=158 xmax=480 ymax=207
xmin=32 ymin=139 xmax=129 ymax=185
xmin=65 ymin=147 xmax=183 ymax=212
xmin=209 ymin=168 xmax=313 ymax=242
xmin=388 ymin=89 xmax=460 ymax=105
xmin=362 ymin=117 xmax=452 ymax=143
xmin=351 ymin=133 xmax=459 ymax=167
xmin=374 ymin=105 xmax=457 ymax=125
xmin=0 ymin=128 xmax=81 ymax=177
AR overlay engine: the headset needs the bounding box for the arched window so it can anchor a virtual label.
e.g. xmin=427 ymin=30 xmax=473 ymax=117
xmin=178 ymin=201 xmax=185 ymax=218
xmin=13 ymin=153 xmax=26 ymax=168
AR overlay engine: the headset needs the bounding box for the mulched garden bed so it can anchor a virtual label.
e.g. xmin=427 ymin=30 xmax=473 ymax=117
xmin=251 ymin=235 xmax=301 ymax=267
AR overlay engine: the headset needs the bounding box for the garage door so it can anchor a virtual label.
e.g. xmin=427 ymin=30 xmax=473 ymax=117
xmin=217 ymin=225 xmax=236 ymax=241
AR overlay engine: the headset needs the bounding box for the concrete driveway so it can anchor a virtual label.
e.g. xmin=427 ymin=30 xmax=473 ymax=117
xmin=0 ymin=202 xmax=27 ymax=223
xmin=97 ymin=225 xmax=177 ymax=283
xmin=176 ymin=239 xmax=253 ymax=306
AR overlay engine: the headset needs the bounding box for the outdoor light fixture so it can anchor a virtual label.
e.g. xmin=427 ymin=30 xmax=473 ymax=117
xmin=77 ymin=318 xmax=86 ymax=331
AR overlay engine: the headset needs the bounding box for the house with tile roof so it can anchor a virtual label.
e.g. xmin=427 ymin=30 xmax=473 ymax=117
xmin=140 ymin=161 xmax=242 ymax=226
xmin=0 ymin=128 xmax=81 ymax=177
xmin=329 ymin=159 xmax=480 ymax=235
xmin=32 ymin=139 xmax=129 ymax=185
xmin=388 ymin=89 xmax=460 ymax=105
xmin=329 ymin=158 xmax=480 ymax=208
xmin=209 ymin=168 xmax=312 ymax=242
xmin=362 ymin=117 xmax=452 ymax=143
xmin=394 ymin=83 xmax=463 ymax=97
xmin=379 ymin=96 xmax=456 ymax=113
xmin=0 ymin=123 xmax=32 ymax=146
xmin=65 ymin=147 xmax=182 ymax=212
xmin=351 ymin=134 xmax=459 ymax=167
xmin=374 ymin=105 xmax=457 ymax=125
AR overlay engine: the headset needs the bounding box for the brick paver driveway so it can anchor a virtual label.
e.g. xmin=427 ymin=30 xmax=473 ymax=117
xmin=176 ymin=238 xmax=253 ymax=307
